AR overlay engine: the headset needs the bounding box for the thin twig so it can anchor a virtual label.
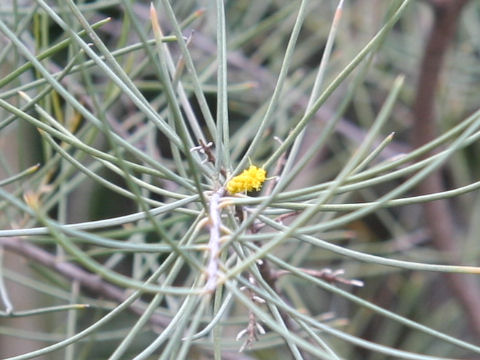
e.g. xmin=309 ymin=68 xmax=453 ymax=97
xmin=237 ymin=274 xmax=266 ymax=352
xmin=275 ymin=267 xmax=364 ymax=288
xmin=204 ymin=188 xmax=225 ymax=293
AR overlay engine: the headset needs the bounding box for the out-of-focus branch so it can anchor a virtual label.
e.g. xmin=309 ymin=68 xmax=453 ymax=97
xmin=411 ymin=0 xmax=480 ymax=339
xmin=0 ymin=236 xmax=256 ymax=360
xmin=412 ymin=0 xmax=469 ymax=148
xmin=0 ymin=236 xmax=169 ymax=328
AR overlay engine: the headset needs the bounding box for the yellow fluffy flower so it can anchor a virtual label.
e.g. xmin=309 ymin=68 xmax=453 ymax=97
xmin=226 ymin=165 xmax=267 ymax=194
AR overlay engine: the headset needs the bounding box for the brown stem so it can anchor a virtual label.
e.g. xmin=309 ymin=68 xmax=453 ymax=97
xmin=248 ymin=232 xmax=311 ymax=358
xmin=411 ymin=0 xmax=480 ymax=339
xmin=0 ymin=236 xmax=170 ymax=327
xmin=412 ymin=0 xmax=469 ymax=149
xmin=0 ymin=237 xmax=256 ymax=360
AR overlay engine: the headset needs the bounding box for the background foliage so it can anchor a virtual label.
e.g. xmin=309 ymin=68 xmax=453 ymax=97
xmin=0 ymin=0 xmax=480 ymax=359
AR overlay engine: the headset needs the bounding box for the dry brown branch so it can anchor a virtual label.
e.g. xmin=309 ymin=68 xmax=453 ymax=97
xmin=411 ymin=0 xmax=480 ymax=339
xmin=0 ymin=236 xmax=170 ymax=328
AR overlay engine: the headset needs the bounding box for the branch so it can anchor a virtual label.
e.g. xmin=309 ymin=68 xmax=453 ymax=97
xmin=411 ymin=0 xmax=480 ymax=339
xmin=204 ymin=188 xmax=225 ymax=293
xmin=0 ymin=236 xmax=170 ymax=328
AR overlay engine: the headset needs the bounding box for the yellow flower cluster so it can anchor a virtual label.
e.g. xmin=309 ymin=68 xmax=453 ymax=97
xmin=226 ymin=165 xmax=267 ymax=194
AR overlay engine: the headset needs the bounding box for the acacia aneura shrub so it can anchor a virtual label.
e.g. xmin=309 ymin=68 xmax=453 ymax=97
xmin=0 ymin=1 xmax=480 ymax=359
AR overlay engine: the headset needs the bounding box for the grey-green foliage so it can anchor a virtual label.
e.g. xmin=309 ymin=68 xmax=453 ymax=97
xmin=0 ymin=0 xmax=479 ymax=359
